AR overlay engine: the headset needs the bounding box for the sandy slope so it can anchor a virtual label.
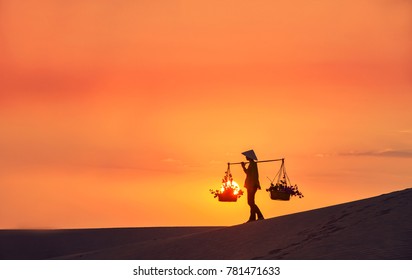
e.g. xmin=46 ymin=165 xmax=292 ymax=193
xmin=0 ymin=227 xmax=222 ymax=260
xmin=1 ymin=189 xmax=411 ymax=259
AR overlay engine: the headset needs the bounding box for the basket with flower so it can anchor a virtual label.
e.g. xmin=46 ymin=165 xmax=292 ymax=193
xmin=266 ymin=160 xmax=304 ymax=201
xmin=210 ymin=165 xmax=243 ymax=202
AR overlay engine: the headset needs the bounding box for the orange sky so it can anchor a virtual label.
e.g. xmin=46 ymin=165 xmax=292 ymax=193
xmin=1 ymin=0 xmax=411 ymax=228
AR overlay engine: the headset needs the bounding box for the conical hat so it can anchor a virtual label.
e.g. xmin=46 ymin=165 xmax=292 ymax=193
xmin=242 ymin=149 xmax=258 ymax=160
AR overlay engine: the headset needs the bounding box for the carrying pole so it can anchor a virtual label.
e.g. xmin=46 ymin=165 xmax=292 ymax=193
xmin=228 ymin=158 xmax=284 ymax=165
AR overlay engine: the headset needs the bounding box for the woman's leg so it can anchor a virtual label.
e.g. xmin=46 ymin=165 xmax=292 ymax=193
xmin=255 ymin=204 xmax=264 ymax=220
xmin=247 ymin=188 xmax=257 ymax=221
xmin=248 ymin=188 xmax=264 ymax=221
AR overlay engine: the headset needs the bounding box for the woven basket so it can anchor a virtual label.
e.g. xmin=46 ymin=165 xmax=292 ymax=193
xmin=269 ymin=190 xmax=290 ymax=201
xmin=218 ymin=191 xmax=238 ymax=202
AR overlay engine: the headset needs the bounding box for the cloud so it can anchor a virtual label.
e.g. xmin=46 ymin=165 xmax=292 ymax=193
xmin=314 ymin=153 xmax=336 ymax=158
xmin=161 ymin=158 xmax=180 ymax=163
xmin=0 ymin=68 xmax=99 ymax=101
xmin=398 ymin=130 xmax=412 ymax=134
xmin=341 ymin=149 xmax=412 ymax=158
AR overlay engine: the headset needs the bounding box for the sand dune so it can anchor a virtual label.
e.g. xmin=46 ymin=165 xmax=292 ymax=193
xmin=1 ymin=189 xmax=411 ymax=259
xmin=0 ymin=227 xmax=221 ymax=260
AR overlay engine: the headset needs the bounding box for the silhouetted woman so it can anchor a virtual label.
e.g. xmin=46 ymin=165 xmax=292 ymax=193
xmin=241 ymin=150 xmax=264 ymax=222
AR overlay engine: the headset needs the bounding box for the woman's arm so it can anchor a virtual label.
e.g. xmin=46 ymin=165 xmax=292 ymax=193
xmin=241 ymin=162 xmax=248 ymax=173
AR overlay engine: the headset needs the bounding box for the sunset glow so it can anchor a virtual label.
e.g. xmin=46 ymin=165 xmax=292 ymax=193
xmin=0 ymin=0 xmax=411 ymax=229
xmin=220 ymin=180 xmax=240 ymax=194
